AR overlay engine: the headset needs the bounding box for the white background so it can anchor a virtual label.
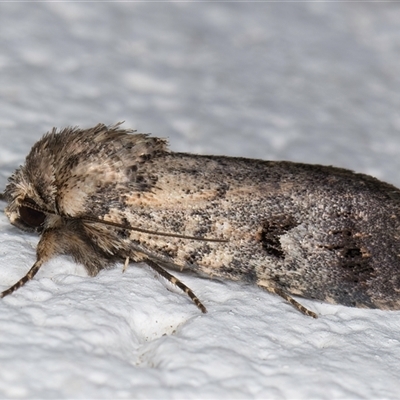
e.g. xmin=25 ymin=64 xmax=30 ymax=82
xmin=0 ymin=3 xmax=400 ymax=399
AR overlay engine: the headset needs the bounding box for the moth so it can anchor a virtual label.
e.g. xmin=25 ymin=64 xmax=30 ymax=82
xmin=1 ymin=123 xmax=400 ymax=318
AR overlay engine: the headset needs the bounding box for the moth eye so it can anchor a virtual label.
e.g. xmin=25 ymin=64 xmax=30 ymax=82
xmin=19 ymin=204 xmax=46 ymax=228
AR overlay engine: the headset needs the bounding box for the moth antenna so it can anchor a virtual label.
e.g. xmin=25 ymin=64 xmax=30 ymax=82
xmin=1 ymin=259 xmax=45 ymax=298
xmin=82 ymin=216 xmax=228 ymax=243
xmin=17 ymin=202 xmax=228 ymax=244
xmin=20 ymin=199 xmax=47 ymax=212
xmin=145 ymin=258 xmax=207 ymax=313
xmin=257 ymin=280 xmax=318 ymax=318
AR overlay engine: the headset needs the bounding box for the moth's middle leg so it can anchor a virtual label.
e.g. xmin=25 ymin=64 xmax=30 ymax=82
xmin=144 ymin=258 xmax=207 ymax=313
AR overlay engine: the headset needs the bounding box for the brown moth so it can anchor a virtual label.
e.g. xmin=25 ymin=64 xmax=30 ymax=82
xmin=1 ymin=123 xmax=400 ymax=318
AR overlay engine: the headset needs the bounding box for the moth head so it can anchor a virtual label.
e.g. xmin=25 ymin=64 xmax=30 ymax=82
xmin=6 ymin=198 xmax=47 ymax=233
xmin=2 ymin=165 xmax=58 ymax=233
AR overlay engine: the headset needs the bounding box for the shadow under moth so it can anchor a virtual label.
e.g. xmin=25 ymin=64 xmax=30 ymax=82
xmin=1 ymin=123 xmax=400 ymax=318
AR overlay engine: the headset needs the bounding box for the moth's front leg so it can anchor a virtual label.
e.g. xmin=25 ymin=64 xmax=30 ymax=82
xmin=1 ymin=223 xmax=118 ymax=297
xmin=1 ymin=229 xmax=60 ymax=297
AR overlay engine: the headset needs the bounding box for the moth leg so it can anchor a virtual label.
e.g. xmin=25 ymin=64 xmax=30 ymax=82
xmin=1 ymin=259 xmax=45 ymax=298
xmin=1 ymin=229 xmax=59 ymax=298
xmin=122 ymin=256 xmax=130 ymax=273
xmin=145 ymin=259 xmax=207 ymax=313
xmin=257 ymin=279 xmax=318 ymax=318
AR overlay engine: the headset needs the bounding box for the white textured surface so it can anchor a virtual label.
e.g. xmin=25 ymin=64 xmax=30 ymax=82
xmin=1 ymin=3 xmax=400 ymax=399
